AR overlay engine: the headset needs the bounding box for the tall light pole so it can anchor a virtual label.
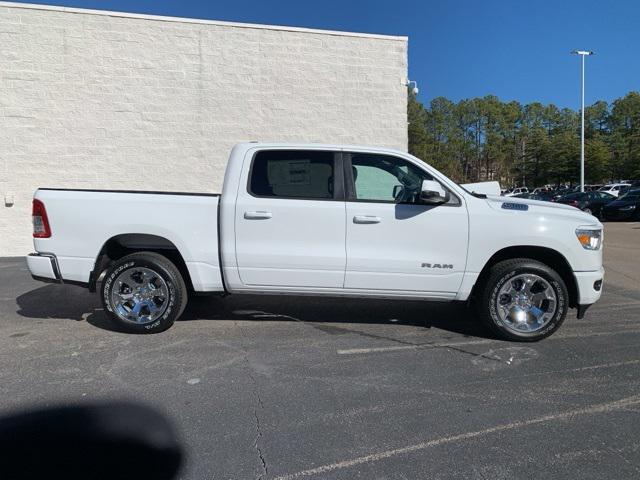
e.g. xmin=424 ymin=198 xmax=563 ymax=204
xmin=571 ymin=50 xmax=593 ymax=192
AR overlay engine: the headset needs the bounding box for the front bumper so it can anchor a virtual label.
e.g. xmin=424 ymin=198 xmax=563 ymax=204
xmin=27 ymin=253 xmax=62 ymax=283
xmin=574 ymin=267 xmax=604 ymax=307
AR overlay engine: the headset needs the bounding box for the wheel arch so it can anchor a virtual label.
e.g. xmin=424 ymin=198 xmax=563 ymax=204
xmin=90 ymin=233 xmax=193 ymax=292
xmin=471 ymin=245 xmax=578 ymax=308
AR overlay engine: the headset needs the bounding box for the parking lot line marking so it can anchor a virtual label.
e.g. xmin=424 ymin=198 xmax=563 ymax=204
xmin=337 ymin=327 xmax=640 ymax=356
xmin=558 ymin=328 xmax=640 ymax=340
xmin=337 ymin=339 xmax=493 ymax=355
xmin=591 ymin=302 xmax=640 ymax=312
xmin=573 ymin=359 xmax=640 ymax=371
xmin=273 ymin=394 xmax=640 ymax=480
xmin=336 ymin=345 xmax=417 ymax=355
xmin=458 ymin=359 xmax=640 ymax=388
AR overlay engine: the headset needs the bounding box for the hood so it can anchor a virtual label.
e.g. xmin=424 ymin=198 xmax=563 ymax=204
xmin=483 ymin=194 xmax=601 ymax=224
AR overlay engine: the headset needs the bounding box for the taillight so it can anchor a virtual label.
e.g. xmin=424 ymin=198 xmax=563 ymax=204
xmin=32 ymin=199 xmax=51 ymax=238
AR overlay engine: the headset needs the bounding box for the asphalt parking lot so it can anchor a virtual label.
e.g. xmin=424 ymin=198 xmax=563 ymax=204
xmin=1 ymin=221 xmax=639 ymax=479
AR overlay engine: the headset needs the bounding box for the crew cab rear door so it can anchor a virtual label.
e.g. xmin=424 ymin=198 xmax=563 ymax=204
xmin=343 ymin=152 xmax=468 ymax=295
xmin=234 ymin=149 xmax=346 ymax=288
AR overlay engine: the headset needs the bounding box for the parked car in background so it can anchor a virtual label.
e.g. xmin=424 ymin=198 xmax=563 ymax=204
xmin=584 ymin=184 xmax=604 ymax=192
xmin=514 ymin=192 xmax=555 ymax=202
xmin=599 ymin=183 xmax=631 ymax=198
xmin=530 ymin=191 xmax=557 ymax=202
xmin=503 ymin=186 xmax=529 ymax=197
xmin=551 ymin=188 xmax=573 ymax=201
xmin=556 ymin=191 xmax=615 ymax=218
xmin=602 ymin=188 xmax=640 ymax=220
xmin=532 ymin=187 xmax=550 ymax=194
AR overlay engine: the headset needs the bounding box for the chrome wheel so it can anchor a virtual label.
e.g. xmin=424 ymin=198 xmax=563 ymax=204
xmin=110 ymin=267 xmax=169 ymax=324
xmin=495 ymin=273 xmax=557 ymax=333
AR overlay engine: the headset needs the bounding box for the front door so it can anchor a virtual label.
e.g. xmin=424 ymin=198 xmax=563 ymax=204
xmin=235 ymin=149 xmax=346 ymax=289
xmin=344 ymin=152 xmax=469 ymax=295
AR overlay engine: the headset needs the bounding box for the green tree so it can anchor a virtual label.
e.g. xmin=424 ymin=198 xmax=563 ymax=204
xmin=585 ymin=100 xmax=609 ymax=137
xmin=407 ymin=90 xmax=640 ymax=186
xmin=548 ymin=131 xmax=580 ymax=184
xmin=609 ymin=92 xmax=640 ymax=180
xmin=407 ymin=90 xmax=429 ymax=160
xmin=585 ymin=137 xmax=610 ymax=182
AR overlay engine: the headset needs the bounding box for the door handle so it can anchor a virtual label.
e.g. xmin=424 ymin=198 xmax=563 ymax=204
xmin=353 ymin=215 xmax=381 ymax=224
xmin=244 ymin=211 xmax=273 ymax=220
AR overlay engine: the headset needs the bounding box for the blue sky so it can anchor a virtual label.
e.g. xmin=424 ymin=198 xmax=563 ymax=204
xmin=19 ymin=0 xmax=640 ymax=109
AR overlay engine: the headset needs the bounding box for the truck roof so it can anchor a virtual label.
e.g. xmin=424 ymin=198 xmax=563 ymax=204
xmin=232 ymin=142 xmax=409 ymax=156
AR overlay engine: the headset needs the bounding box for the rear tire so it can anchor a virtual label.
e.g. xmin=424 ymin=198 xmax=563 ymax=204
xmin=101 ymin=252 xmax=188 ymax=333
xmin=477 ymin=258 xmax=568 ymax=342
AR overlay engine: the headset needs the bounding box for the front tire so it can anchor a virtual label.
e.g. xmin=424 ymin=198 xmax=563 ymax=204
xmin=477 ymin=258 xmax=568 ymax=341
xmin=101 ymin=252 xmax=188 ymax=333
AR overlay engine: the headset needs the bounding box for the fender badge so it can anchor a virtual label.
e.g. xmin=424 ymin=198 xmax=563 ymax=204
xmin=502 ymin=202 xmax=529 ymax=211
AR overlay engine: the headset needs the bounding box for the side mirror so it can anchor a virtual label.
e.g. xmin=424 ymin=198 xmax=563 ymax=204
xmin=420 ymin=179 xmax=449 ymax=205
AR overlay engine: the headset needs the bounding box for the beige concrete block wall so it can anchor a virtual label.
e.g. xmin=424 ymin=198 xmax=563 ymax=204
xmin=0 ymin=2 xmax=408 ymax=256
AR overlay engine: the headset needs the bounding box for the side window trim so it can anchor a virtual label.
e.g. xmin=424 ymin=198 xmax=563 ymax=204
xmin=246 ymin=149 xmax=345 ymax=202
xmin=343 ymin=152 xmax=460 ymax=207
xmin=343 ymin=152 xmax=357 ymax=201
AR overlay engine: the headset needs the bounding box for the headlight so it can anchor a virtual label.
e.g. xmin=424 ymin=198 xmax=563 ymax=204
xmin=620 ymin=205 xmax=636 ymax=211
xmin=575 ymin=228 xmax=602 ymax=250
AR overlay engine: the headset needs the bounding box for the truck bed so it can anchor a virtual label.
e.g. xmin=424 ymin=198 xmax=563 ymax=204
xmin=31 ymin=188 xmax=224 ymax=291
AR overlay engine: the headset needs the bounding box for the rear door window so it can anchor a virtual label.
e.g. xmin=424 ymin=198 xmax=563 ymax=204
xmin=249 ymin=150 xmax=338 ymax=200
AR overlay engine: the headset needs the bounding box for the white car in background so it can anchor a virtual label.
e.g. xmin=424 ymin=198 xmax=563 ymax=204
xmin=599 ymin=183 xmax=631 ymax=198
xmin=503 ymin=187 xmax=529 ymax=197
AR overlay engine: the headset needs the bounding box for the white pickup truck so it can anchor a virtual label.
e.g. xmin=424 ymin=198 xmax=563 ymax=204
xmin=27 ymin=143 xmax=604 ymax=341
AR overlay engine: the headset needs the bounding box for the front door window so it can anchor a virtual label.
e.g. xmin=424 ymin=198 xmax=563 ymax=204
xmin=349 ymin=154 xmax=434 ymax=204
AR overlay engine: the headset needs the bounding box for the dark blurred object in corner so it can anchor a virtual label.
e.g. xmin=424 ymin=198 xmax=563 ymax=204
xmin=0 ymin=402 xmax=183 ymax=480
